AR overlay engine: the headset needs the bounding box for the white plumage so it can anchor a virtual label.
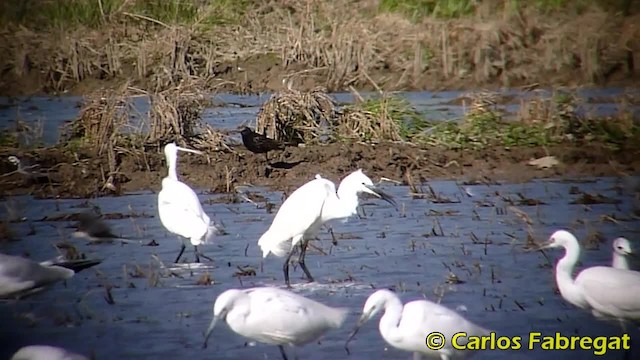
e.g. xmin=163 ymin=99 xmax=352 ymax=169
xmin=158 ymin=143 xmax=219 ymax=263
xmin=202 ymin=286 xmax=348 ymax=360
xmin=10 ymin=345 xmax=89 ymax=360
xmin=0 ymin=253 xmax=100 ymax=299
xmin=346 ymin=289 xmax=490 ymax=360
xmin=258 ymin=169 xmax=397 ymax=285
xmin=542 ymin=230 xmax=640 ymax=324
xmin=611 ymin=237 xmax=638 ymax=271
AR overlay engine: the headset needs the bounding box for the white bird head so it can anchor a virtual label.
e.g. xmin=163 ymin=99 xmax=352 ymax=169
xmin=164 ymin=142 xmax=203 ymax=158
xmin=202 ymin=289 xmax=245 ymax=349
xmin=613 ymin=237 xmax=635 ymax=257
xmin=340 ymin=169 xmax=397 ymax=209
xmin=345 ymin=289 xmax=397 ymax=352
xmin=541 ymin=230 xmax=577 ymax=249
xmin=7 ymin=155 xmax=21 ymax=167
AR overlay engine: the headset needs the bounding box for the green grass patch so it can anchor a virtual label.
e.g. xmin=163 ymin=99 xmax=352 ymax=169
xmin=378 ymin=0 xmax=477 ymax=21
xmin=334 ymin=94 xmax=432 ymax=143
xmin=416 ymin=93 xmax=639 ymax=150
xmin=0 ymin=0 xmax=252 ymax=29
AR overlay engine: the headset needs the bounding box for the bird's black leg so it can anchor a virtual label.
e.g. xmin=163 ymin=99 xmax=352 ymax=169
xmin=283 ymin=249 xmax=296 ymax=288
xmin=194 ymin=246 xmax=214 ymax=262
xmin=174 ymin=243 xmax=186 ymax=263
xmin=327 ymin=225 xmax=337 ymax=246
xmin=298 ymin=240 xmax=314 ymax=283
xmin=278 ymin=345 xmax=289 ymax=360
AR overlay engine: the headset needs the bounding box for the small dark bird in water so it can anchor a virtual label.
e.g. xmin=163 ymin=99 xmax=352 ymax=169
xmin=240 ymin=127 xmax=290 ymax=161
xmin=72 ymin=211 xmax=140 ymax=244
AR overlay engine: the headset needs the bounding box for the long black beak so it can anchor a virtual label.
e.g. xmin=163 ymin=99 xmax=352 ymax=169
xmin=344 ymin=316 xmax=367 ymax=355
xmin=365 ymin=185 xmax=398 ymax=210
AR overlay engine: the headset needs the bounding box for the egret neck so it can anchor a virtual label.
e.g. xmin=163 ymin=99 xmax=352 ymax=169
xmin=554 ymin=239 xmax=589 ymax=309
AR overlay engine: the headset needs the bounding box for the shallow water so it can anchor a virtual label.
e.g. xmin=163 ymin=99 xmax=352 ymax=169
xmin=1 ymin=87 xmax=639 ymax=146
xmin=1 ymin=175 xmax=639 ymax=359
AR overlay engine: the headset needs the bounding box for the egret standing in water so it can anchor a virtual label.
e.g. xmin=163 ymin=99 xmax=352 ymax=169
xmin=258 ymin=169 xmax=397 ymax=286
xmin=539 ymin=230 xmax=640 ymax=328
xmin=612 ymin=237 xmax=638 ymax=271
xmin=202 ymin=286 xmax=348 ymax=360
xmin=345 ymin=289 xmax=490 ymax=360
xmin=158 ymin=143 xmax=219 ymax=263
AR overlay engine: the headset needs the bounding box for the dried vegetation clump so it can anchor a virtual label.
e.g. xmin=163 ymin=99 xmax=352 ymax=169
xmin=255 ymin=85 xmax=337 ymax=144
xmin=0 ymin=1 xmax=637 ymax=95
xmin=335 ymin=93 xmax=429 ymax=143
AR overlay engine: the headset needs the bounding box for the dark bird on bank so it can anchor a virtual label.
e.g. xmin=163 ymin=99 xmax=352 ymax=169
xmin=240 ymin=127 xmax=293 ymax=161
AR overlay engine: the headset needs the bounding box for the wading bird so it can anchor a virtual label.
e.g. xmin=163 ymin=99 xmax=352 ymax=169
xmin=202 ymin=286 xmax=348 ymax=360
xmin=345 ymin=289 xmax=490 ymax=360
xmin=240 ymin=126 xmax=289 ymax=161
xmin=10 ymin=345 xmax=89 ymax=360
xmin=0 ymin=253 xmax=102 ymax=299
xmin=6 ymin=155 xmax=51 ymax=183
xmin=258 ymin=169 xmax=397 ymax=286
xmin=539 ymin=230 xmax=640 ymax=328
xmin=158 ymin=143 xmax=219 ymax=263
xmin=612 ymin=237 xmax=638 ymax=271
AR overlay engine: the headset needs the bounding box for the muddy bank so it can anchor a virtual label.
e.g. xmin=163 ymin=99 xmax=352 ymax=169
xmin=0 ymin=1 xmax=638 ymax=97
xmin=1 ymin=141 xmax=638 ymax=199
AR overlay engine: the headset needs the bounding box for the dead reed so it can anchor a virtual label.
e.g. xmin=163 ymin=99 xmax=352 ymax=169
xmin=1 ymin=1 xmax=637 ymax=96
xmin=254 ymin=85 xmax=337 ymax=144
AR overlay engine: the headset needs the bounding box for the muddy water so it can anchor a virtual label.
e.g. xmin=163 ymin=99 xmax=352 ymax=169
xmin=1 ymin=88 xmax=639 ymax=146
xmin=1 ymin=175 xmax=639 ymax=359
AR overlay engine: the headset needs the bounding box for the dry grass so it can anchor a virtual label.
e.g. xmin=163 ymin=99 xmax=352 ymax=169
xmin=255 ymin=84 xmax=337 ymax=144
xmin=0 ymin=1 xmax=637 ymax=95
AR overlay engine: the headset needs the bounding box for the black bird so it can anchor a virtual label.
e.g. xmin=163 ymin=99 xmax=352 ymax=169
xmin=240 ymin=127 xmax=289 ymax=161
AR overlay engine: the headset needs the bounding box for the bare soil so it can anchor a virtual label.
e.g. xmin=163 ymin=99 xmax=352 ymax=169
xmin=1 ymin=142 xmax=638 ymax=200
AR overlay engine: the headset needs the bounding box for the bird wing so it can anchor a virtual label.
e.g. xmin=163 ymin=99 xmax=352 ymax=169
xmin=258 ymin=178 xmax=334 ymax=257
xmin=396 ymin=300 xmax=489 ymax=351
xmin=0 ymin=254 xmax=73 ymax=298
xmin=158 ymin=179 xmax=212 ymax=244
xmin=577 ymin=267 xmax=640 ymax=319
xmin=243 ymin=288 xmax=347 ymax=345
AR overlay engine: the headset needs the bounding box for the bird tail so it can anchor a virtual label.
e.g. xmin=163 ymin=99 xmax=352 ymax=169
xmin=201 ymin=223 xmax=225 ymax=245
xmin=257 ymin=229 xmax=290 ymax=258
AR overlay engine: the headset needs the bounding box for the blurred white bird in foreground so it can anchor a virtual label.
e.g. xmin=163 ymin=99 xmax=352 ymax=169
xmin=0 ymin=253 xmax=101 ymax=299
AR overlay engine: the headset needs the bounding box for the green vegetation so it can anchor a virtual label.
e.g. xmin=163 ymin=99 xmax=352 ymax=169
xmin=0 ymin=0 xmax=253 ymax=29
xmin=378 ymin=0 xmax=476 ymax=21
xmin=416 ymin=93 xmax=638 ymax=150
xmin=334 ymin=93 xmax=640 ymax=149
xmin=377 ymin=0 xmax=635 ymax=20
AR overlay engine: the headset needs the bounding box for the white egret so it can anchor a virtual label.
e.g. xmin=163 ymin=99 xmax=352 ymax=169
xmin=257 ymin=169 xmax=397 ymax=286
xmin=612 ymin=237 xmax=638 ymax=271
xmin=10 ymin=345 xmax=89 ymax=360
xmin=0 ymin=253 xmax=102 ymax=299
xmin=158 ymin=142 xmax=219 ymax=263
xmin=539 ymin=230 xmax=640 ymax=326
xmin=202 ymin=286 xmax=348 ymax=360
xmin=345 ymin=289 xmax=490 ymax=360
